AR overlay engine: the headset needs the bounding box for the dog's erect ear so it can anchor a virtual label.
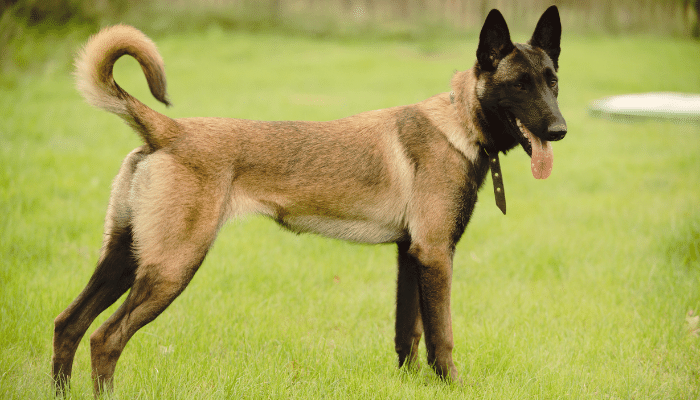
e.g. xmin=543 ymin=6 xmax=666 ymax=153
xmin=530 ymin=5 xmax=562 ymax=70
xmin=476 ymin=9 xmax=514 ymax=72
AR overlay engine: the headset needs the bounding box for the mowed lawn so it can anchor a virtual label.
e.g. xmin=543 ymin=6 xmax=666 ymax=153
xmin=1 ymin=29 xmax=699 ymax=399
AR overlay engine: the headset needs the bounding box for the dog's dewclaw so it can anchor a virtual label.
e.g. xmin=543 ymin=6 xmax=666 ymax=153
xmin=518 ymin=119 xmax=553 ymax=179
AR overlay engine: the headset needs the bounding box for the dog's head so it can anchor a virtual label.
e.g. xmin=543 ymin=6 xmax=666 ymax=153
xmin=475 ymin=6 xmax=566 ymax=179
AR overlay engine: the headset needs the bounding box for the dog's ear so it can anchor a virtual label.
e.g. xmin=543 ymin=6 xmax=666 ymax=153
xmin=530 ymin=5 xmax=562 ymax=70
xmin=476 ymin=9 xmax=514 ymax=72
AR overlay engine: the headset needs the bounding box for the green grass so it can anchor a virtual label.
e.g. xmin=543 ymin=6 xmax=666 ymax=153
xmin=1 ymin=29 xmax=699 ymax=399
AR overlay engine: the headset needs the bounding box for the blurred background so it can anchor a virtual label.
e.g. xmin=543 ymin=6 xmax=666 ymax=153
xmin=2 ymin=0 xmax=698 ymax=85
xmin=3 ymin=0 xmax=700 ymax=36
xmin=2 ymin=0 xmax=699 ymax=36
xmin=0 ymin=0 xmax=700 ymax=85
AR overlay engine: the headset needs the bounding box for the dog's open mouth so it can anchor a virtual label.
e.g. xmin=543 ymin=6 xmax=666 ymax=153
xmin=510 ymin=117 xmax=553 ymax=180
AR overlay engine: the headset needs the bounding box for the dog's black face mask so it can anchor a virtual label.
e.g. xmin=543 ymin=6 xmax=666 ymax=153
xmin=475 ymin=6 xmax=567 ymax=179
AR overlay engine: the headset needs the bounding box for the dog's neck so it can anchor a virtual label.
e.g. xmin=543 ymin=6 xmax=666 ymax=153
xmin=451 ymin=69 xmax=520 ymax=155
xmin=450 ymin=69 xmax=490 ymax=151
xmin=450 ymin=69 xmax=508 ymax=215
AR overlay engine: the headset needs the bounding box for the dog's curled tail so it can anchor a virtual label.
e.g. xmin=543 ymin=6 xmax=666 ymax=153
xmin=76 ymin=25 xmax=178 ymax=150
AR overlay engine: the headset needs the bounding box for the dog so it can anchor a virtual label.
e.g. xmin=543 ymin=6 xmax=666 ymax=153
xmin=52 ymin=6 xmax=566 ymax=395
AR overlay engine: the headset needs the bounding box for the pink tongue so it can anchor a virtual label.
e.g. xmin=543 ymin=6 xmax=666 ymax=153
xmin=518 ymin=120 xmax=553 ymax=179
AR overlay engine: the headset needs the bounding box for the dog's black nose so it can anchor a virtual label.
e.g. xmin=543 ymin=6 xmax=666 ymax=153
xmin=546 ymin=123 xmax=567 ymax=141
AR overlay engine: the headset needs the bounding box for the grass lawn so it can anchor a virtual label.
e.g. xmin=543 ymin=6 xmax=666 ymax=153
xmin=1 ymin=28 xmax=699 ymax=399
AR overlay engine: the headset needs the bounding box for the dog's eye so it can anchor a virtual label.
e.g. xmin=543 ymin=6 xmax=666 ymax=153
xmin=512 ymin=75 xmax=531 ymax=91
xmin=548 ymin=78 xmax=558 ymax=88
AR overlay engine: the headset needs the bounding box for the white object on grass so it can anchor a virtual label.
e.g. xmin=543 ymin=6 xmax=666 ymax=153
xmin=590 ymin=92 xmax=700 ymax=123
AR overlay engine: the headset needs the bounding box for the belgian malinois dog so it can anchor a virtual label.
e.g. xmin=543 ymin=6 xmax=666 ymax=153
xmin=53 ymin=6 xmax=566 ymax=395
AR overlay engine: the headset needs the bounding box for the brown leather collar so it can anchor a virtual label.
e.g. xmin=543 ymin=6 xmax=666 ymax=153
xmin=483 ymin=148 xmax=506 ymax=215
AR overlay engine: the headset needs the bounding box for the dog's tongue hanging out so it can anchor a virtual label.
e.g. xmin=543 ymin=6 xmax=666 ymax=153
xmin=517 ymin=119 xmax=553 ymax=179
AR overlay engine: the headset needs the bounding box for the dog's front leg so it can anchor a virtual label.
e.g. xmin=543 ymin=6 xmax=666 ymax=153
xmin=407 ymin=241 xmax=460 ymax=382
xmin=395 ymin=241 xmax=424 ymax=369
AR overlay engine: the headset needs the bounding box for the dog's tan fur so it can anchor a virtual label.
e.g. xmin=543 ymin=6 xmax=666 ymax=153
xmin=53 ymin=7 xmax=565 ymax=395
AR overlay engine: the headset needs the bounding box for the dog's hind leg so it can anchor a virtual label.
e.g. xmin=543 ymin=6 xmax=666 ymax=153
xmin=88 ymin=265 xmax=199 ymax=395
xmin=52 ymin=228 xmax=137 ymax=395
xmin=395 ymin=241 xmax=424 ymax=370
xmin=88 ymin=154 xmax=227 ymax=395
xmin=52 ymin=149 xmax=146 ymax=395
